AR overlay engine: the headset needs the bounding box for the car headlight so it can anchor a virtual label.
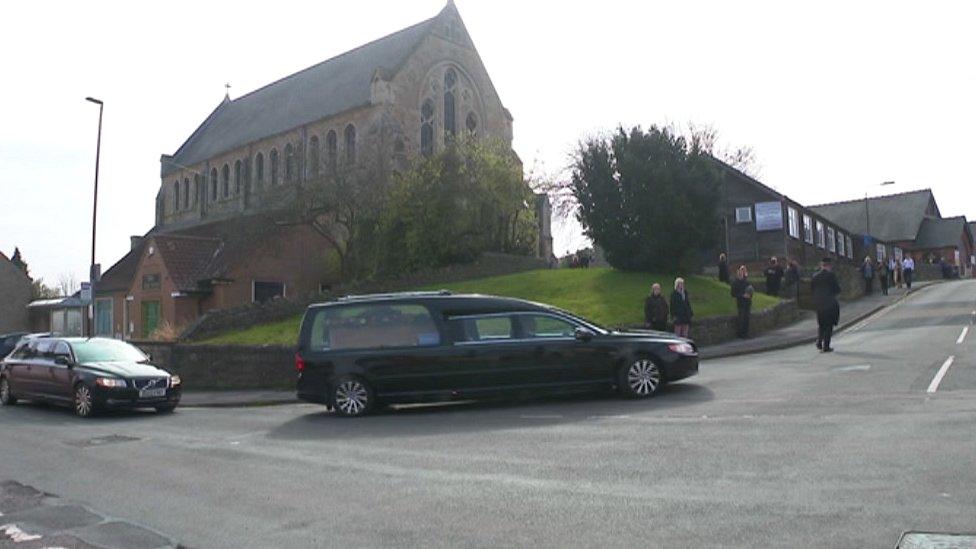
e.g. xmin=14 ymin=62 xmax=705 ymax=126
xmin=95 ymin=377 xmax=127 ymax=388
xmin=667 ymin=342 xmax=697 ymax=355
xmin=169 ymin=375 xmax=181 ymax=388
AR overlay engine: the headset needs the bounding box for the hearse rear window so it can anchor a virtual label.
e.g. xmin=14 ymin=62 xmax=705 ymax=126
xmin=309 ymin=304 xmax=441 ymax=351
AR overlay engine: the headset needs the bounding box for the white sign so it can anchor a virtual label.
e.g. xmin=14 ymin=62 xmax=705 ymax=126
xmin=80 ymin=282 xmax=92 ymax=303
xmin=754 ymin=202 xmax=784 ymax=231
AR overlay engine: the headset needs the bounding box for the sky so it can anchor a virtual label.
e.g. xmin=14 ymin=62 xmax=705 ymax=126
xmin=1 ymin=0 xmax=974 ymax=288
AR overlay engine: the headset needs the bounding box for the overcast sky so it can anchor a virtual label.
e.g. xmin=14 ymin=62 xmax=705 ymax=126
xmin=2 ymin=0 xmax=973 ymax=287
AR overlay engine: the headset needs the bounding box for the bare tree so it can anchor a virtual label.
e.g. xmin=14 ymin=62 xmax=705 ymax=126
xmin=57 ymin=272 xmax=79 ymax=297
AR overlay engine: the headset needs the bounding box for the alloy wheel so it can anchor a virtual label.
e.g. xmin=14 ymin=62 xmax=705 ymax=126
xmin=334 ymin=380 xmax=370 ymax=416
xmin=627 ymin=359 xmax=661 ymax=396
xmin=74 ymin=385 xmax=94 ymax=417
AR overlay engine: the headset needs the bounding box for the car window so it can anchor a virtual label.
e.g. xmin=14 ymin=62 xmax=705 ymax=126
xmin=450 ymin=315 xmax=515 ymax=343
xmin=53 ymin=342 xmax=71 ymax=359
xmin=518 ymin=314 xmax=576 ymax=339
xmin=308 ymin=304 xmax=441 ymax=351
xmin=36 ymin=340 xmax=57 ymax=359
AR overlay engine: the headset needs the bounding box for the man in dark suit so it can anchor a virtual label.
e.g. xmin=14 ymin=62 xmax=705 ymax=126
xmin=811 ymin=257 xmax=842 ymax=352
xmin=730 ymin=265 xmax=753 ymax=339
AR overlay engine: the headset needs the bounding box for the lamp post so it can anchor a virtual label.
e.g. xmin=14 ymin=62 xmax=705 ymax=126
xmin=86 ymin=97 xmax=103 ymax=337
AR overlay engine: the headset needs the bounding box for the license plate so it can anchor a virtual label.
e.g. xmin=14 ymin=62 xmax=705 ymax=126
xmin=139 ymin=388 xmax=167 ymax=398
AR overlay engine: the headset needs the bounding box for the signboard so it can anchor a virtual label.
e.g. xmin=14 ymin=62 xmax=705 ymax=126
xmin=80 ymin=282 xmax=92 ymax=303
xmin=754 ymin=202 xmax=783 ymax=231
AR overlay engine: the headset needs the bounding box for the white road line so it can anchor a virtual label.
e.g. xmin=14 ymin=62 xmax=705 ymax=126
xmin=927 ymin=356 xmax=956 ymax=394
xmin=957 ymin=326 xmax=969 ymax=345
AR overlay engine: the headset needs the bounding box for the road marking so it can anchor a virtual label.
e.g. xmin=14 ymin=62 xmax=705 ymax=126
xmin=832 ymin=364 xmax=871 ymax=372
xmin=926 ymin=356 xmax=955 ymax=394
xmin=957 ymin=326 xmax=969 ymax=344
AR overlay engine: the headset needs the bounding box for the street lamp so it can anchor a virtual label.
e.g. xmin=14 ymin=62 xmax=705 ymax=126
xmin=86 ymin=96 xmax=103 ymax=337
xmin=864 ymin=181 xmax=895 ymax=238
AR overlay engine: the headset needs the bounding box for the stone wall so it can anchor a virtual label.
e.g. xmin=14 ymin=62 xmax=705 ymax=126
xmin=627 ymin=300 xmax=799 ymax=347
xmin=181 ymin=252 xmax=548 ymax=341
xmin=134 ymin=341 xmax=294 ymax=391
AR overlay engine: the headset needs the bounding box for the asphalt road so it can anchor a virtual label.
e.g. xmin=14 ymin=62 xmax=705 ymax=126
xmin=1 ymin=280 xmax=975 ymax=548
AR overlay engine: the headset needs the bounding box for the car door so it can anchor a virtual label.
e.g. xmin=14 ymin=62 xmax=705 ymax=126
xmin=30 ymin=340 xmax=59 ymax=399
xmin=47 ymin=341 xmax=75 ymax=402
xmin=2 ymin=341 xmax=34 ymax=396
xmin=445 ymin=314 xmax=541 ymax=395
xmin=513 ymin=313 xmax=618 ymax=389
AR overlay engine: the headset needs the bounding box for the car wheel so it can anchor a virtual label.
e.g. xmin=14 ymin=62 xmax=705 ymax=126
xmin=155 ymin=405 xmax=177 ymax=414
xmin=331 ymin=377 xmax=374 ymax=417
xmin=73 ymin=384 xmax=97 ymax=418
xmin=0 ymin=377 xmax=16 ymax=406
xmin=619 ymin=358 xmax=662 ymax=399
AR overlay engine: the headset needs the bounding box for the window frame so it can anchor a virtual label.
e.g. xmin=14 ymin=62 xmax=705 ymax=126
xmin=827 ymin=227 xmax=836 ymax=253
xmin=787 ymin=207 xmax=799 ymax=239
xmin=735 ymin=206 xmax=752 ymax=224
xmin=816 ymin=220 xmax=826 ymax=249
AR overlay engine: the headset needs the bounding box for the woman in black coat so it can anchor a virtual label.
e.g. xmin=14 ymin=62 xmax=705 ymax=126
xmin=670 ymin=277 xmax=693 ymax=338
xmin=644 ymin=283 xmax=669 ymax=331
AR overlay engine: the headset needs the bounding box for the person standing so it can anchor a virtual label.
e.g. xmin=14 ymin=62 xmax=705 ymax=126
xmin=643 ymin=283 xmax=669 ymax=332
xmin=860 ymin=257 xmax=874 ymax=294
xmin=878 ymin=260 xmax=889 ymax=296
xmin=730 ymin=266 xmax=754 ymax=339
xmin=718 ymin=253 xmax=730 ymax=284
xmin=811 ymin=257 xmax=842 ymax=352
xmin=785 ymin=260 xmax=801 ymax=301
xmin=895 ymin=258 xmax=904 ymax=289
xmin=888 ymin=257 xmax=898 ymax=288
xmin=903 ymin=255 xmax=915 ymax=289
xmin=670 ymin=278 xmax=693 ymax=338
xmin=764 ymin=257 xmax=785 ymax=296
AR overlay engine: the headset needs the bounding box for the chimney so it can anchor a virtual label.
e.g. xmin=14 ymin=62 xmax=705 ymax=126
xmin=131 ymin=236 xmax=145 ymax=251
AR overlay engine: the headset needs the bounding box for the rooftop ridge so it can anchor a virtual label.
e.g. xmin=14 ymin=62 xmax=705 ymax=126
xmin=809 ymin=188 xmax=932 ymax=208
xmin=153 ymin=233 xmax=223 ymax=243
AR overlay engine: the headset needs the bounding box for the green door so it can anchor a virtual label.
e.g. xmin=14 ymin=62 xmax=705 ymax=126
xmin=141 ymin=301 xmax=161 ymax=338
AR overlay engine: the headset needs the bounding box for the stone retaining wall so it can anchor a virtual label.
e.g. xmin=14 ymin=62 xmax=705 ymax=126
xmin=625 ymin=299 xmax=799 ymax=347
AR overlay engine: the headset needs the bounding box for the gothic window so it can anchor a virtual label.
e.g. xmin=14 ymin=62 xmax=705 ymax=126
xmin=421 ymin=99 xmax=435 ymax=157
xmin=344 ymin=124 xmax=356 ymax=165
xmin=326 ymin=130 xmax=337 ymax=171
xmin=183 ymin=177 xmax=190 ymax=208
xmin=234 ymin=160 xmax=243 ymax=194
xmin=222 ymin=164 xmax=230 ymax=198
xmin=308 ymin=135 xmax=320 ymax=178
xmin=270 ymin=149 xmax=279 ymax=185
xmin=255 ymin=153 xmax=264 ymax=187
xmin=465 ymin=112 xmax=478 ymax=135
xmin=444 ymin=68 xmax=457 ymax=139
xmin=173 ymin=181 xmax=180 ymax=211
xmin=285 ymin=144 xmax=295 ymax=183
xmin=210 ymin=168 xmax=218 ymax=201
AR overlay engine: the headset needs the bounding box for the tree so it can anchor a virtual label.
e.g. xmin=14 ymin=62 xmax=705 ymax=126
xmin=31 ymin=278 xmax=60 ymax=300
xmin=57 ymin=272 xmax=79 ymax=297
xmin=379 ymin=137 xmax=537 ymax=274
xmin=569 ymin=125 xmax=723 ymax=272
xmin=9 ymin=247 xmax=28 ymax=275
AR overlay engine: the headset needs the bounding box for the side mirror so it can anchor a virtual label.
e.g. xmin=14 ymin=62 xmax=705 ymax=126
xmin=54 ymin=356 xmax=72 ymax=367
xmin=574 ymin=327 xmax=594 ymax=342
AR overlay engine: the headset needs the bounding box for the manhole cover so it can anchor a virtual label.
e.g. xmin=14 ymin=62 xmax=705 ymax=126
xmin=65 ymin=435 xmax=141 ymax=448
xmin=897 ymin=531 xmax=976 ymax=549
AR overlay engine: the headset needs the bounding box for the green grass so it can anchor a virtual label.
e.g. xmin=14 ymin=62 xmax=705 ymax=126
xmin=198 ymin=267 xmax=779 ymax=346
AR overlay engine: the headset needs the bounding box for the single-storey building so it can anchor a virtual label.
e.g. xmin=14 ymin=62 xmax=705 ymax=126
xmin=27 ymin=294 xmax=88 ymax=336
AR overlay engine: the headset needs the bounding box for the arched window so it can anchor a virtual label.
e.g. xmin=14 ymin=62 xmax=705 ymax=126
xmin=344 ymin=125 xmax=356 ymax=165
xmin=270 ymin=149 xmax=279 ymax=185
xmin=173 ymin=181 xmax=180 ymax=211
xmin=255 ymin=153 xmax=264 ymax=187
xmin=210 ymin=168 xmax=218 ymax=201
xmin=308 ymin=135 xmax=320 ymax=178
xmin=444 ymin=68 xmax=457 ymax=139
xmin=183 ymin=177 xmax=190 ymax=208
xmin=326 ymin=130 xmax=337 ymax=171
xmin=421 ymin=99 xmax=435 ymax=157
xmin=193 ymin=174 xmax=200 ymax=206
xmin=222 ymin=164 xmax=230 ymax=198
xmin=234 ymin=160 xmax=243 ymax=195
xmin=466 ymin=112 xmax=478 ymax=135
xmin=285 ymin=144 xmax=295 ymax=183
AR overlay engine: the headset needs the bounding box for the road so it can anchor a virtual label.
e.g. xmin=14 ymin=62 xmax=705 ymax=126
xmin=1 ymin=280 xmax=975 ymax=548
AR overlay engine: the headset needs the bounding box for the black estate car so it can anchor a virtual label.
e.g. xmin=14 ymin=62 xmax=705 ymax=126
xmin=0 ymin=337 xmax=181 ymax=417
xmin=296 ymin=292 xmax=699 ymax=417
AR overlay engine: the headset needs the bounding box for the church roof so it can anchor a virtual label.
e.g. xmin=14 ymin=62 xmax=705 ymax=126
xmin=914 ymin=216 xmax=969 ymax=250
xmin=810 ymin=189 xmax=937 ymax=242
xmin=163 ymin=7 xmax=446 ymax=177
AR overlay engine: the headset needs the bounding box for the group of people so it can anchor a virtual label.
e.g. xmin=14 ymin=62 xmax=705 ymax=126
xmin=643 ymin=278 xmax=694 ymax=337
xmin=859 ymin=255 xmax=916 ymax=296
xmin=719 ymin=254 xmax=801 ymax=299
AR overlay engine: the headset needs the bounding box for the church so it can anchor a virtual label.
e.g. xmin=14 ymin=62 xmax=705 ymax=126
xmin=95 ymin=2 xmax=551 ymax=340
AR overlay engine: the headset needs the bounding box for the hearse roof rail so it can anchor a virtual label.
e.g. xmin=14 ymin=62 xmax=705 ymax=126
xmin=336 ymin=290 xmax=453 ymax=302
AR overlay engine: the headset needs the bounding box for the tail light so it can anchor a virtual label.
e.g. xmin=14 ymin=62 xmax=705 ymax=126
xmin=295 ymin=353 xmax=306 ymax=373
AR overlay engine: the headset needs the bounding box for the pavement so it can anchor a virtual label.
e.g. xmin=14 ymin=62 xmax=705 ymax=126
xmin=700 ymin=279 xmax=941 ymax=359
xmin=177 ymin=280 xmax=942 ymax=407
xmin=1 ymin=279 xmax=974 ymax=547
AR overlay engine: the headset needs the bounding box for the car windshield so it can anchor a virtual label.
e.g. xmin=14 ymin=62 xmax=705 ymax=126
xmin=70 ymin=339 xmax=148 ymax=364
xmin=551 ymin=308 xmax=608 ymax=334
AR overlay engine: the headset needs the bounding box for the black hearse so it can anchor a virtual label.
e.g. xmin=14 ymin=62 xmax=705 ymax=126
xmin=295 ymin=292 xmax=698 ymax=416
